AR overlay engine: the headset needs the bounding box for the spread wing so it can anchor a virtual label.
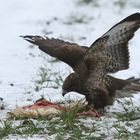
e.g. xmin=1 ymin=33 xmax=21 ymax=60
xmin=86 ymin=13 xmax=140 ymax=73
xmin=22 ymin=35 xmax=88 ymax=71
xmin=84 ymin=37 xmax=110 ymax=91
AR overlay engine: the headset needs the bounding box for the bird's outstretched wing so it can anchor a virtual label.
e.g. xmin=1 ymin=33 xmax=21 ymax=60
xmin=22 ymin=35 xmax=88 ymax=71
xmin=84 ymin=37 xmax=110 ymax=91
xmin=86 ymin=13 xmax=140 ymax=73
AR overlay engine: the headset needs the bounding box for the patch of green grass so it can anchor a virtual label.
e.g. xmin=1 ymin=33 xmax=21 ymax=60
xmin=113 ymin=122 xmax=140 ymax=140
xmin=112 ymin=98 xmax=140 ymax=139
xmin=113 ymin=123 xmax=132 ymax=139
xmin=114 ymin=0 xmax=127 ymax=8
xmin=132 ymin=2 xmax=140 ymax=8
xmin=35 ymin=67 xmax=50 ymax=85
xmin=0 ymin=119 xmax=45 ymax=139
xmin=55 ymin=134 xmax=64 ymax=140
xmin=34 ymin=66 xmax=50 ymax=92
xmin=76 ymin=0 xmax=99 ymax=7
xmin=33 ymin=62 xmax=64 ymax=91
xmin=64 ymin=14 xmax=92 ymax=25
xmin=1 ymin=104 xmax=103 ymax=139
xmin=61 ymin=109 xmax=78 ymax=129
xmin=53 ymin=72 xmax=64 ymax=88
xmin=2 ymin=97 xmax=140 ymax=139
xmin=114 ymin=0 xmax=140 ymax=9
xmin=0 ymin=120 xmax=13 ymax=139
xmin=115 ymin=99 xmax=140 ymax=122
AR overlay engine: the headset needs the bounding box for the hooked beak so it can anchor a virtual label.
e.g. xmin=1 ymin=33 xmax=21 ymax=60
xmin=62 ymin=90 xmax=68 ymax=96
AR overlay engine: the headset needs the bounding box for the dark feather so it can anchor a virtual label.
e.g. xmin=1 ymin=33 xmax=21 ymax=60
xmin=88 ymin=13 xmax=140 ymax=73
xmin=22 ymin=35 xmax=88 ymax=73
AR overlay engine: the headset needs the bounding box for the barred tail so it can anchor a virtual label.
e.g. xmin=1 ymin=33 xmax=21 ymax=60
xmin=123 ymin=82 xmax=140 ymax=91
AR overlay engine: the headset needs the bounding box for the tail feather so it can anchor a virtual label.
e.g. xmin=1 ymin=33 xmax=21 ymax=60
xmin=126 ymin=77 xmax=140 ymax=83
xmin=116 ymin=82 xmax=140 ymax=98
xmin=123 ymin=82 xmax=140 ymax=91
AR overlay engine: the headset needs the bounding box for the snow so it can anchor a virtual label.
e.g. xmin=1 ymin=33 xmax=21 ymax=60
xmin=0 ymin=0 xmax=140 ymax=139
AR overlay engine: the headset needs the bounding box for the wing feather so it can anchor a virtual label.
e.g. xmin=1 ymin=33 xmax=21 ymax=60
xmin=22 ymin=35 xmax=88 ymax=71
xmin=84 ymin=37 xmax=110 ymax=90
xmin=87 ymin=13 xmax=140 ymax=73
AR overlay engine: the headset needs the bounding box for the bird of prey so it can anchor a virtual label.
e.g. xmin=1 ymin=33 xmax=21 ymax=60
xmin=22 ymin=13 xmax=140 ymax=109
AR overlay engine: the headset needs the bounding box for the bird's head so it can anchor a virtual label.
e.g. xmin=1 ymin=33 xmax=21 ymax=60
xmin=62 ymin=73 xmax=83 ymax=96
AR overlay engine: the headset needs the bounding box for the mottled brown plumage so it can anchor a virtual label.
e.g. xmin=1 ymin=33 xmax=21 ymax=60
xmin=22 ymin=13 xmax=140 ymax=109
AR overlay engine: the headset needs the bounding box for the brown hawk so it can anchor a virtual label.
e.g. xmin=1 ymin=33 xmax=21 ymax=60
xmin=22 ymin=13 xmax=140 ymax=109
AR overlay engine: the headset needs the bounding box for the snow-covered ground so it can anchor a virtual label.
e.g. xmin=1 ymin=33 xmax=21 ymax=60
xmin=0 ymin=0 xmax=140 ymax=139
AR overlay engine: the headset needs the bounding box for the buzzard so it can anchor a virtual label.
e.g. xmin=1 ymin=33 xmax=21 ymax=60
xmin=22 ymin=13 xmax=140 ymax=109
